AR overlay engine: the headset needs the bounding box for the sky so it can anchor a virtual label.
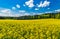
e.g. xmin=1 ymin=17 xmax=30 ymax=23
xmin=0 ymin=0 xmax=60 ymax=17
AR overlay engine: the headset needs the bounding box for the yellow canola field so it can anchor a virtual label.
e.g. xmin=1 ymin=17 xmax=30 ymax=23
xmin=0 ymin=19 xmax=60 ymax=39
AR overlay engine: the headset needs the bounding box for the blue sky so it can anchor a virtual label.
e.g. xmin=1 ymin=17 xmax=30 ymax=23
xmin=0 ymin=0 xmax=60 ymax=16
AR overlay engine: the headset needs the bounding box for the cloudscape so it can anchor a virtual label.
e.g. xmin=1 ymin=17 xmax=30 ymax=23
xmin=0 ymin=0 xmax=60 ymax=16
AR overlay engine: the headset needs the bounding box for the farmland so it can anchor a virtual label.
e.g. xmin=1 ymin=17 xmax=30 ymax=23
xmin=0 ymin=19 xmax=60 ymax=39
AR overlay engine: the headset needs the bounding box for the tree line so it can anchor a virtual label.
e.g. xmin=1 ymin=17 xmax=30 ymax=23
xmin=0 ymin=12 xmax=60 ymax=20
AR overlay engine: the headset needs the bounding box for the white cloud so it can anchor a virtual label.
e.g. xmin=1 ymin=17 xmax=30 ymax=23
xmin=0 ymin=9 xmax=11 ymax=14
xmin=16 ymin=4 xmax=20 ymax=8
xmin=35 ymin=8 xmax=39 ymax=10
xmin=23 ymin=4 xmax=26 ymax=6
xmin=12 ymin=4 xmax=20 ymax=10
xmin=55 ymin=9 xmax=60 ymax=12
xmin=12 ymin=7 xmax=16 ymax=10
xmin=0 ymin=8 xmax=31 ymax=17
xmin=24 ymin=13 xmax=30 ymax=16
xmin=32 ymin=13 xmax=36 ymax=15
xmin=25 ymin=0 xmax=34 ymax=8
xmin=48 ymin=8 xmax=50 ymax=9
xmin=19 ymin=10 xmax=26 ymax=13
xmin=38 ymin=0 xmax=50 ymax=7
xmin=0 ymin=8 xmax=19 ymax=17
xmin=45 ymin=11 xmax=53 ymax=13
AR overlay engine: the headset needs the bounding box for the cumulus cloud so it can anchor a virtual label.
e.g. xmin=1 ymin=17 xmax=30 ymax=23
xmin=16 ymin=4 xmax=20 ymax=8
xmin=48 ymin=8 xmax=50 ymax=9
xmin=0 ymin=9 xmax=11 ymax=14
xmin=12 ymin=7 xmax=16 ymax=10
xmin=45 ymin=11 xmax=53 ymax=13
xmin=0 ymin=13 xmax=20 ymax=17
xmin=38 ymin=0 xmax=50 ymax=7
xmin=23 ymin=4 xmax=26 ymax=6
xmin=24 ymin=13 xmax=30 ymax=16
xmin=0 ymin=8 xmax=31 ymax=17
xmin=55 ymin=9 xmax=60 ymax=12
xmin=19 ymin=10 xmax=26 ymax=13
xmin=12 ymin=4 xmax=20 ymax=10
xmin=25 ymin=0 xmax=34 ymax=8
xmin=32 ymin=13 xmax=36 ymax=15
xmin=0 ymin=8 xmax=19 ymax=17
xmin=35 ymin=8 xmax=39 ymax=10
